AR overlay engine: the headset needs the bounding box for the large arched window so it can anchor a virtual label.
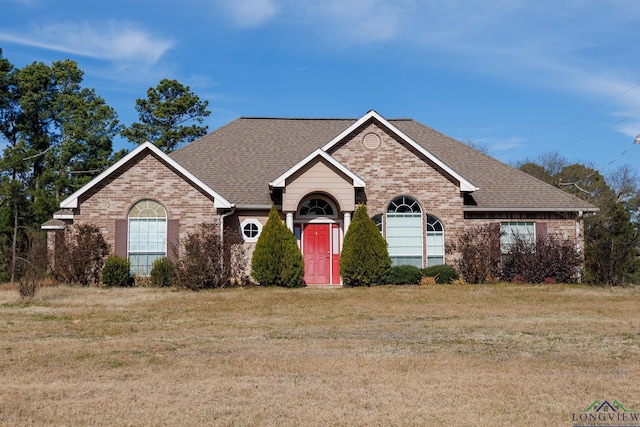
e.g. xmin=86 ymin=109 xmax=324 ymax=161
xmin=386 ymin=196 xmax=423 ymax=267
xmin=426 ymin=215 xmax=444 ymax=267
xmin=128 ymin=200 xmax=167 ymax=276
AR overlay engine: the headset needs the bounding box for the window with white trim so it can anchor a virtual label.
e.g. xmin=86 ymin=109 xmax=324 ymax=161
xmin=299 ymin=198 xmax=335 ymax=216
xmin=386 ymin=196 xmax=423 ymax=268
xmin=500 ymin=222 xmax=535 ymax=252
xmin=426 ymin=215 xmax=444 ymax=267
xmin=128 ymin=200 xmax=167 ymax=276
xmin=241 ymin=219 xmax=262 ymax=242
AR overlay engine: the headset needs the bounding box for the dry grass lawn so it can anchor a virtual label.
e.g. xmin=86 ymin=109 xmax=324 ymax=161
xmin=1 ymin=283 xmax=639 ymax=426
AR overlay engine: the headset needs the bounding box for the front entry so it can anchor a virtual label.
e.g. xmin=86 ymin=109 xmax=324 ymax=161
xmin=301 ymin=223 xmax=341 ymax=285
xmin=303 ymin=224 xmax=331 ymax=284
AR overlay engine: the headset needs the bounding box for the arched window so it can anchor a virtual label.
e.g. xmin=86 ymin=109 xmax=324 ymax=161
xmin=426 ymin=215 xmax=444 ymax=267
xmin=371 ymin=214 xmax=383 ymax=234
xmin=299 ymin=197 xmax=335 ymax=216
xmin=386 ymin=196 xmax=423 ymax=267
xmin=128 ymin=200 xmax=167 ymax=276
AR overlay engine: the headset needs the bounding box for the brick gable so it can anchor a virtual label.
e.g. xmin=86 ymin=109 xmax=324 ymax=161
xmin=73 ymin=151 xmax=219 ymax=253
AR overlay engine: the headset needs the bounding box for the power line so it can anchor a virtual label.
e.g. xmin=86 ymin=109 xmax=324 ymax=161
xmin=521 ymin=82 xmax=640 ymax=146
xmin=498 ymin=82 xmax=640 ymax=157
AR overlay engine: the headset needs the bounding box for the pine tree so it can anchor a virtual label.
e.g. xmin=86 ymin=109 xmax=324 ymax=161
xmin=121 ymin=79 xmax=210 ymax=153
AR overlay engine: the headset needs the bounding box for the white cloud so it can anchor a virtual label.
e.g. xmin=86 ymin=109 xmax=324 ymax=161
xmin=302 ymin=0 xmax=403 ymax=43
xmin=0 ymin=21 xmax=173 ymax=66
xmin=218 ymin=0 xmax=278 ymax=28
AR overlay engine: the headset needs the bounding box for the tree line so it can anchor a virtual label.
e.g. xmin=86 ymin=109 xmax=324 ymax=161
xmin=1 ymin=49 xmax=638 ymax=285
xmin=517 ymin=152 xmax=640 ymax=285
xmin=0 ymin=49 xmax=210 ymax=281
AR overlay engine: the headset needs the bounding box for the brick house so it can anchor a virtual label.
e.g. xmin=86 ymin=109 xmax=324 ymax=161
xmin=42 ymin=110 xmax=597 ymax=284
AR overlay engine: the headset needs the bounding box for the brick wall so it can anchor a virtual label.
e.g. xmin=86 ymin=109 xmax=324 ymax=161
xmin=329 ymin=121 xmax=466 ymax=263
xmin=70 ymin=150 xmax=220 ymax=253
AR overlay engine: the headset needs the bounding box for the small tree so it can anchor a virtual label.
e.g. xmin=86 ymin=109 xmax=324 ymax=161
xmin=14 ymin=228 xmax=48 ymax=300
xmin=251 ymin=205 xmax=304 ymax=287
xmin=340 ymin=205 xmax=390 ymax=287
xmin=585 ymin=202 xmax=639 ymax=286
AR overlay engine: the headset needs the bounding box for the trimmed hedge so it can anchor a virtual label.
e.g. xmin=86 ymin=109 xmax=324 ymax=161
xmin=102 ymin=255 xmax=134 ymax=287
xmin=421 ymin=264 xmax=460 ymax=284
xmin=386 ymin=265 xmax=422 ymax=285
xmin=150 ymin=257 xmax=175 ymax=287
xmin=340 ymin=205 xmax=391 ymax=287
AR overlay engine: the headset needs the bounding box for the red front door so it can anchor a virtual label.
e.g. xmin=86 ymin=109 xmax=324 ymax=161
xmin=303 ymin=224 xmax=331 ymax=284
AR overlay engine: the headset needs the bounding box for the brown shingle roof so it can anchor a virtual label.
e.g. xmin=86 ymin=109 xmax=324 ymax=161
xmin=170 ymin=116 xmax=596 ymax=211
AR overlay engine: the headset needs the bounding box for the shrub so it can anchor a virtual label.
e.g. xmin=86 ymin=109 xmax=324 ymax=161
xmin=102 ymin=255 xmax=134 ymax=287
xmin=501 ymin=234 xmax=579 ymax=284
xmin=176 ymin=223 xmax=249 ymax=290
xmin=449 ymin=224 xmax=502 ymax=284
xmin=340 ymin=205 xmax=391 ymax=287
xmin=251 ymin=206 xmax=304 ymax=288
xmin=386 ymin=265 xmax=422 ymax=285
xmin=421 ymin=264 xmax=460 ymax=284
xmin=52 ymin=224 xmax=109 ymax=286
xmin=14 ymin=229 xmax=48 ymax=300
xmin=420 ymin=276 xmax=437 ymax=286
xmin=150 ymin=257 xmax=175 ymax=287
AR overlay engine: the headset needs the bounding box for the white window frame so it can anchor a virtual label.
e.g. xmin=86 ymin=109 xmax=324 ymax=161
xmin=128 ymin=200 xmax=167 ymax=276
xmin=386 ymin=196 xmax=424 ymax=268
xmin=240 ymin=219 xmax=262 ymax=243
xmin=500 ymin=222 xmax=535 ymax=253
xmin=298 ymin=196 xmax=338 ymax=218
xmin=426 ymin=215 xmax=444 ymax=267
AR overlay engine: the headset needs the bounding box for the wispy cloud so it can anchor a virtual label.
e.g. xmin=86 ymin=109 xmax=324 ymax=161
xmin=0 ymin=21 xmax=173 ymax=66
xmin=217 ymin=0 xmax=278 ymax=28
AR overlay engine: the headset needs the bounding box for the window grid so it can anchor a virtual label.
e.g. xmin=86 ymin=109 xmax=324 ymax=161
xmin=300 ymin=198 xmax=334 ymax=216
xmin=387 ymin=196 xmax=423 ymax=268
xmin=426 ymin=215 xmax=444 ymax=267
xmin=501 ymin=222 xmax=535 ymax=252
xmin=128 ymin=200 xmax=167 ymax=276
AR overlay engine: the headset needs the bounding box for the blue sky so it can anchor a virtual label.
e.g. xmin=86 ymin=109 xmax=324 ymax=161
xmin=2 ymin=0 xmax=640 ymax=176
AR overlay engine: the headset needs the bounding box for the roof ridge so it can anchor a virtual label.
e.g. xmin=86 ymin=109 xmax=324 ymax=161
xmin=239 ymin=117 xmax=357 ymax=121
xmin=238 ymin=117 xmax=414 ymax=121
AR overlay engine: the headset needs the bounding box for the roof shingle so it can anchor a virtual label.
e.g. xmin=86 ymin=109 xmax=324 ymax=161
xmin=170 ymin=116 xmax=596 ymax=211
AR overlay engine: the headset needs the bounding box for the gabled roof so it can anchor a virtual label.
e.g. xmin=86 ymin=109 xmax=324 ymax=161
xmin=269 ymin=148 xmax=365 ymax=189
xmin=170 ymin=112 xmax=597 ymax=212
xmin=60 ymin=142 xmax=232 ymax=210
xmin=321 ymin=110 xmax=478 ymax=192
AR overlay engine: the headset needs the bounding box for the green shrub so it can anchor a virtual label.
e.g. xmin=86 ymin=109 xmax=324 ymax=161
xmin=386 ymin=265 xmax=422 ymax=285
xmin=102 ymin=255 xmax=134 ymax=287
xmin=340 ymin=205 xmax=391 ymax=287
xmin=421 ymin=264 xmax=460 ymax=284
xmin=150 ymin=257 xmax=175 ymax=287
xmin=251 ymin=205 xmax=304 ymax=287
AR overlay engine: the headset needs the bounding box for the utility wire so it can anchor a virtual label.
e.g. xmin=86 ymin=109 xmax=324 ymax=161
xmin=522 ymin=83 xmax=640 ymax=146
